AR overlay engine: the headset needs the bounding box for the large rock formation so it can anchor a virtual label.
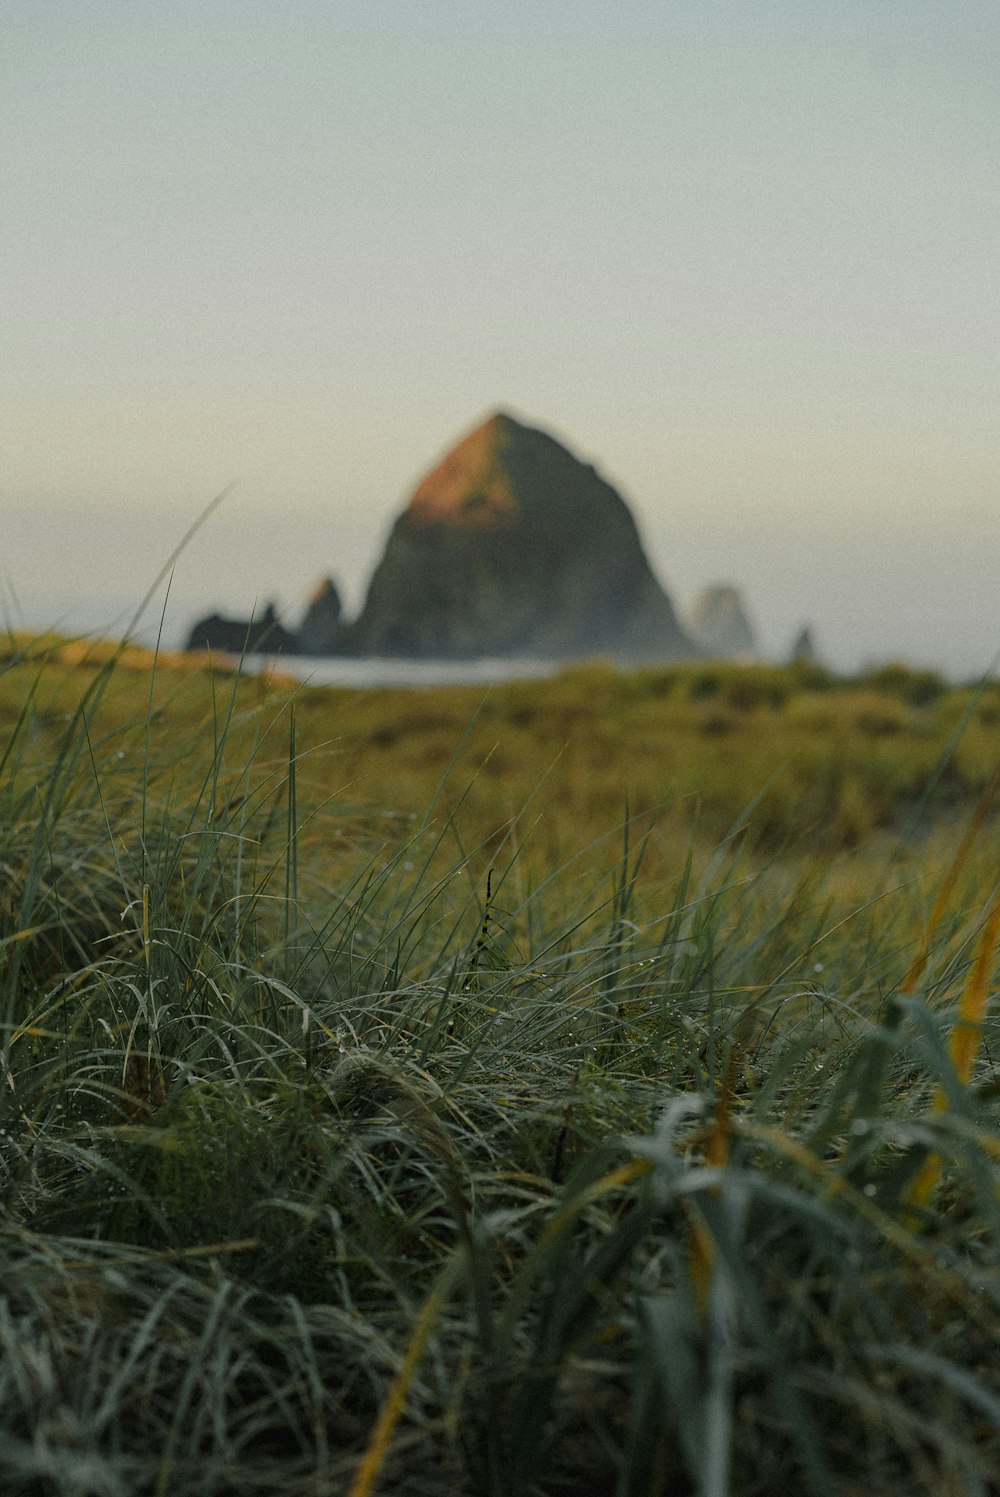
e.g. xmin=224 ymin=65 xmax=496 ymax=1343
xmin=686 ymin=584 xmax=758 ymax=659
xmin=343 ymin=411 xmax=695 ymax=661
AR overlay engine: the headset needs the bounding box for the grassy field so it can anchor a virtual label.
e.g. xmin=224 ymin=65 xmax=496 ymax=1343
xmin=2 ymin=632 xmax=1000 ymax=1495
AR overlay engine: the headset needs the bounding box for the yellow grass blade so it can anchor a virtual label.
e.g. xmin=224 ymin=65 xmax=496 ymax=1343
xmin=903 ymin=765 xmax=1000 ymax=994
xmin=948 ymin=890 xmax=1000 ymax=1086
xmin=905 ymin=1151 xmax=944 ymax=1222
xmin=142 ymin=881 xmax=151 ymax=973
xmin=906 ymin=889 xmax=1000 ymax=1222
xmin=347 ymin=1260 xmax=459 ymax=1497
xmin=0 ymin=925 xmax=46 ymax=950
xmin=688 ymin=1052 xmax=736 ymax=1313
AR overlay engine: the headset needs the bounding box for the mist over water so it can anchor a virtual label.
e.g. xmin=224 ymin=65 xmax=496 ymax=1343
xmin=244 ymin=654 xmax=559 ymax=690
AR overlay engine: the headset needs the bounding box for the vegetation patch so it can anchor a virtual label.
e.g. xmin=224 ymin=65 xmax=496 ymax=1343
xmin=2 ymin=635 xmax=1000 ymax=1494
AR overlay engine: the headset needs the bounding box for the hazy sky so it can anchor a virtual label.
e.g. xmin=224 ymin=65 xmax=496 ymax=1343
xmin=4 ymin=1 xmax=999 ymax=674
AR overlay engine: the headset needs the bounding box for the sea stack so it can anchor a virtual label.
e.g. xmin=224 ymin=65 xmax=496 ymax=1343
xmin=686 ymin=584 xmax=758 ymax=659
xmin=297 ymin=576 xmax=345 ymax=656
xmin=343 ymin=411 xmax=696 ymax=662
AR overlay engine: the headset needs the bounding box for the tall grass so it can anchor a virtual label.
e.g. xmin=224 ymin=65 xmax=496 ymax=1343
xmin=2 ymin=637 xmax=1000 ymax=1494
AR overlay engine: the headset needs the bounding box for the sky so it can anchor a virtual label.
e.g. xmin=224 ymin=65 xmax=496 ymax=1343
xmin=4 ymin=0 xmax=999 ymax=676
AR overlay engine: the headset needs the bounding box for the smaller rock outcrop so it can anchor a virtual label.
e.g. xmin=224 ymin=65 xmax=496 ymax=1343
xmin=686 ymin=585 xmax=758 ymax=659
xmin=789 ymin=625 xmax=819 ymax=665
xmin=185 ymin=602 xmax=295 ymax=656
xmin=297 ymin=576 xmax=345 ymax=655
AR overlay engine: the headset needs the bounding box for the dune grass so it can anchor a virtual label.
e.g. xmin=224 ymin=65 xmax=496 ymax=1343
xmin=2 ymin=635 xmax=1000 ymax=1494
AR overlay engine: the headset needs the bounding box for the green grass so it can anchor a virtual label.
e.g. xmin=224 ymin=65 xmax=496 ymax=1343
xmin=2 ymin=633 xmax=1000 ymax=1494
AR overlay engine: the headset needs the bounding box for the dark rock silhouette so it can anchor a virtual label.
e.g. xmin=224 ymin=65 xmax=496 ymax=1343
xmin=790 ymin=624 xmax=819 ymax=665
xmin=686 ymin=584 xmax=758 ymax=659
xmin=297 ymin=576 xmax=345 ymax=656
xmin=185 ymin=602 xmax=295 ymax=656
xmin=342 ymin=411 xmax=696 ymax=661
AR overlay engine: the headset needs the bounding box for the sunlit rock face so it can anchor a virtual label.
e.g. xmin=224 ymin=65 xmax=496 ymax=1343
xmin=686 ymin=585 xmax=759 ymax=659
xmin=344 ymin=411 xmax=696 ymax=662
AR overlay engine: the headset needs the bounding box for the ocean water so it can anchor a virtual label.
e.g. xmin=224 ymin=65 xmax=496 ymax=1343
xmin=242 ymin=654 xmax=561 ymax=689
